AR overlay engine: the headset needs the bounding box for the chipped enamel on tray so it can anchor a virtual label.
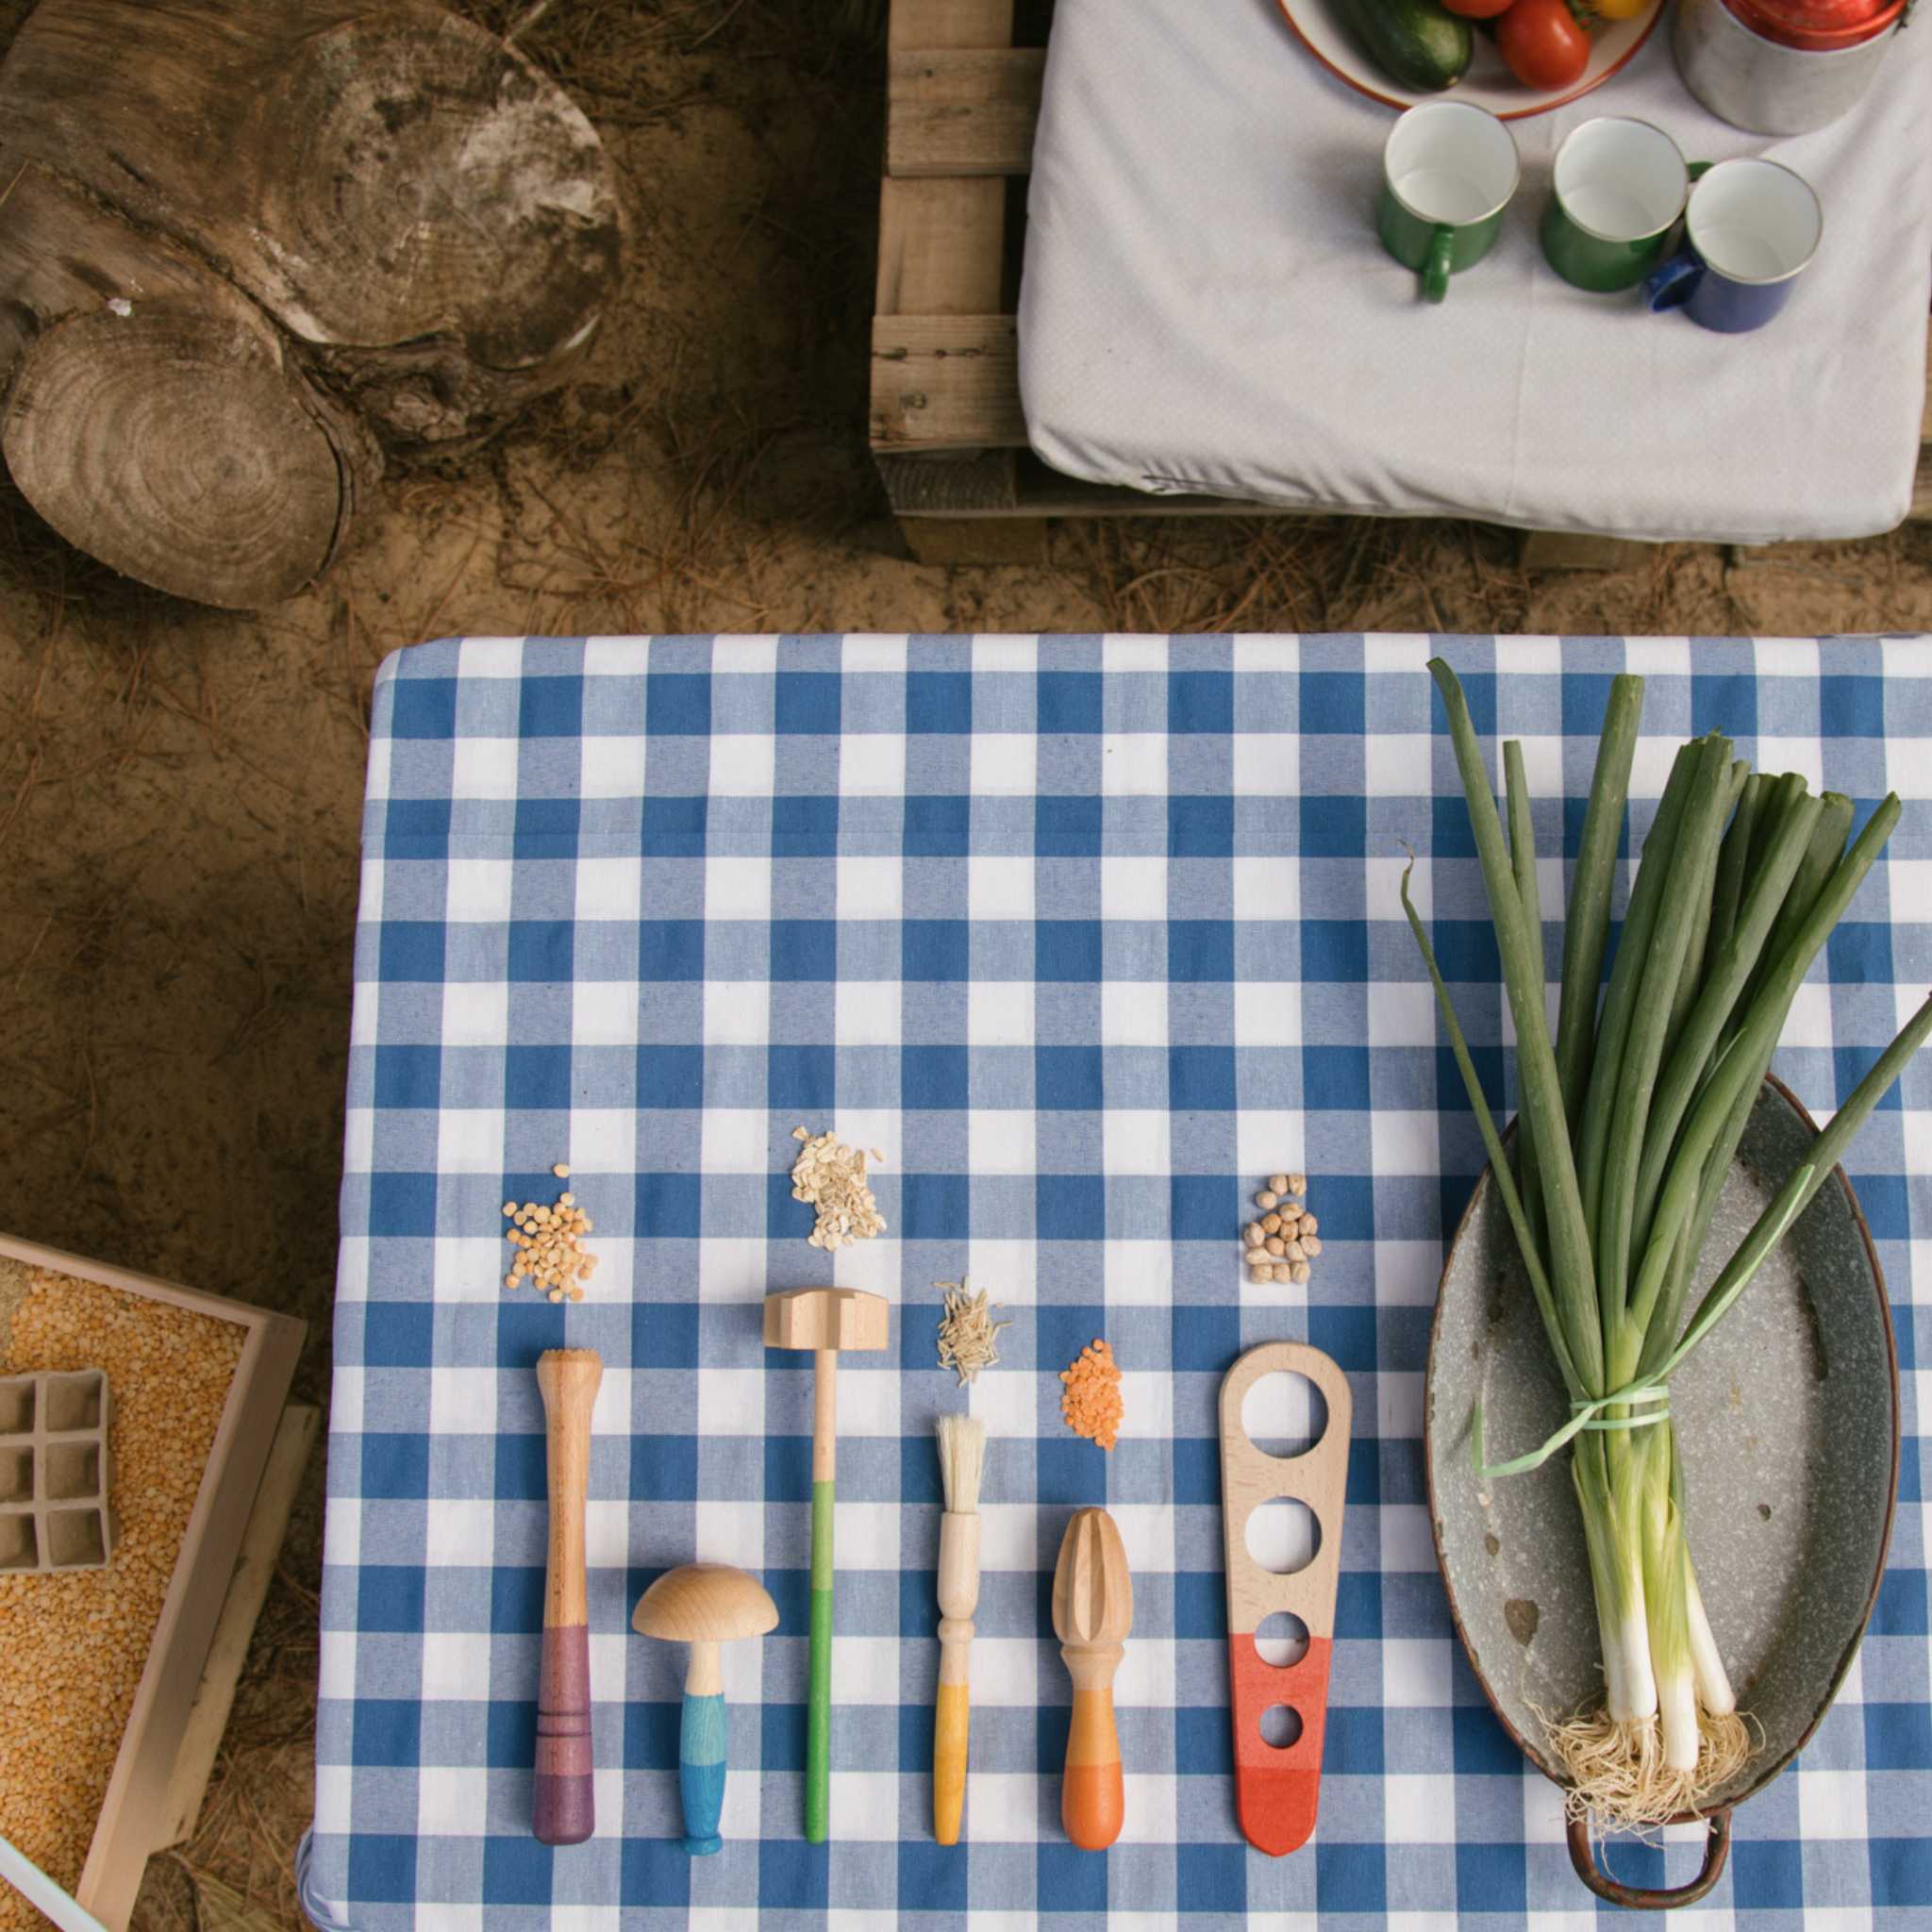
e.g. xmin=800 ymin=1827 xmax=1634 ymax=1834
xmin=1219 ymin=1342 xmax=1354 ymax=1857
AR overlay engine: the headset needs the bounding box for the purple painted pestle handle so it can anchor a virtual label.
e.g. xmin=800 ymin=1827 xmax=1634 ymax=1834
xmin=534 ymin=1349 xmax=603 ymax=1846
xmin=534 ymin=1623 xmax=593 ymax=1844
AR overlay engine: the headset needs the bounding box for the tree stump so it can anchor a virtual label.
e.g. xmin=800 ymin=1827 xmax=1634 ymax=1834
xmin=0 ymin=0 xmax=623 ymax=608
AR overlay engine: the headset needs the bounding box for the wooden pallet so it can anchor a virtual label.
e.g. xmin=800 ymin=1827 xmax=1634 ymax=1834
xmin=871 ymin=0 xmax=1932 ymax=568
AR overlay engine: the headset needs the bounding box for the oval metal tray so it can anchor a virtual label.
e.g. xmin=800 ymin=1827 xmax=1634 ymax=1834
xmin=1425 ymin=1077 xmax=1899 ymax=1908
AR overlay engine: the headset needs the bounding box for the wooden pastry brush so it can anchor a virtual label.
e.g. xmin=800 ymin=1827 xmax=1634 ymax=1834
xmin=933 ymin=1413 xmax=987 ymax=1844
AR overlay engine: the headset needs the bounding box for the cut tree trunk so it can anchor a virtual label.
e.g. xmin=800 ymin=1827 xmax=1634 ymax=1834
xmin=0 ymin=0 xmax=622 ymax=608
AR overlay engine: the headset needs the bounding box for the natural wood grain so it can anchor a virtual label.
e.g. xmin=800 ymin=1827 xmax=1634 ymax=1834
xmin=889 ymin=0 xmax=1016 ymax=49
xmin=1051 ymin=1508 xmax=1131 ymax=1851
xmin=871 ymin=314 xmax=1023 ymax=451
xmin=0 ymin=0 xmax=621 ymax=424
xmin=875 ymin=178 xmax=1008 ymax=316
xmin=1219 ymin=1343 xmax=1351 ymax=1637
xmin=634 ymin=1563 xmax=779 ymax=1694
xmin=158 ymin=1404 xmax=321 ymax=1849
xmin=888 ymin=48 xmax=1044 ymax=177
xmin=537 ymin=1350 xmax=602 ymax=1632
xmin=0 ymin=0 xmax=621 ymax=603
xmin=3 ymin=300 xmax=357 ymax=610
xmin=761 ymin=1289 xmax=889 ymax=1481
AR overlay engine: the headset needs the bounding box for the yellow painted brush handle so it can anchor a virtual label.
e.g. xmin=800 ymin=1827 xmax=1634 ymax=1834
xmin=933 ymin=1674 xmax=971 ymax=1844
xmin=934 ymin=1511 xmax=980 ymax=1845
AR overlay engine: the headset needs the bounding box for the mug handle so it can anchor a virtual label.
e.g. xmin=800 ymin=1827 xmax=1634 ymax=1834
xmin=1423 ymin=224 xmax=1455 ymax=305
xmin=1646 ymin=249 xmax=1704 ymax=312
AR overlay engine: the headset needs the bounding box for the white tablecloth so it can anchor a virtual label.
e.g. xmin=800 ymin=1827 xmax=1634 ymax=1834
xmin=1017 ymin=0 xmax=1931 ymax=542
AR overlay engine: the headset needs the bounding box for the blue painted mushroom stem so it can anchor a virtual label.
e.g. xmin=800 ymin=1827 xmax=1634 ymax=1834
xmin=678 ymin=1690 xmax=728 ymax=1855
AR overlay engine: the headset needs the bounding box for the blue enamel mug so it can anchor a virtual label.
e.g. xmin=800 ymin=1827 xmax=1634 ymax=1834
xmin=1645 ymin=157 xmax=1822 ymax=332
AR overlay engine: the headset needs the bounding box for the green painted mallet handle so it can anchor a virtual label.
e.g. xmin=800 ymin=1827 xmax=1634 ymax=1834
xmin=806 ymin=1348 xmax=838 ymax=1842
xmin=807 ymin=1475 xmax=834 ymax=1841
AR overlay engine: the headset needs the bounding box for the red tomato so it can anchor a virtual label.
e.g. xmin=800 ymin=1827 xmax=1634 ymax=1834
xmin=1497 ymin=0 xmax=1591 ymax=87
xmin=1441 ymin=0 xmax=1514 ymax=17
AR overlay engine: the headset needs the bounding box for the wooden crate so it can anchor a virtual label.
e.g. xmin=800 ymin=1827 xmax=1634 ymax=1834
xmin=0 ymin=1232 xmax=307 ymax=1931
xmin=871 ymin=0 xmax=1932 ymax=567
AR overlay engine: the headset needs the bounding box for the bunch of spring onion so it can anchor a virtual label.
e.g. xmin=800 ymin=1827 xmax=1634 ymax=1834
xmin=1406 ymin=659 xmax=1932 ymax=1827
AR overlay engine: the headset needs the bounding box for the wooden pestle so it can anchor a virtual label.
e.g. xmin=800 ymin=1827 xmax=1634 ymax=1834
xmin=534 ymin=1348 xmax=603 ymax=1845
xmin=1052 ymin=1507 xmax=1133 ymax=1851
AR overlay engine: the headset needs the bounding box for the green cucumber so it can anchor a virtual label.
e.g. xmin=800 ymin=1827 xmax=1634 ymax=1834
xmin=1341 ymin=0 xmax=1473 ymax=93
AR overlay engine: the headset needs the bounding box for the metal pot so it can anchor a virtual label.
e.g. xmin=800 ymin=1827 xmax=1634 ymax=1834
xmin=1674 ymin=0 xmax=1900 ymax=132
xmin=1425 ymin=1078 xmax=1899 ymax=1908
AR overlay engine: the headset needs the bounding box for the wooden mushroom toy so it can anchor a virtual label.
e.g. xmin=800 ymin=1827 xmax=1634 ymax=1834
xmin=632 ymin=1563 xmax=778 ymax=1855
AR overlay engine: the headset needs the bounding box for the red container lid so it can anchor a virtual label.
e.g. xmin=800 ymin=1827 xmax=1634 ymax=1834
xmin=1724 ymin=0 xmax=1904 ymax=49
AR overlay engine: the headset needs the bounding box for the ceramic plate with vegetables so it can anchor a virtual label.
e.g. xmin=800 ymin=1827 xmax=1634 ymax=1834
xmin=1274 ymin=0 xmax=1664 ymax=116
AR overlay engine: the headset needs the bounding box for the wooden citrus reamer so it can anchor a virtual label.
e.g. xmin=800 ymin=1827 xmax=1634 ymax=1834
xmin=762 ymin=1286 xmax=890 ymax=1842
xmin=1051 ymin=1506 xmax=1133 ymax=1850
xmin=533 ymin=1347 xmax=603 ymax=1845
xmin=1219 ymin=1341 xmax=1351 ymax=1857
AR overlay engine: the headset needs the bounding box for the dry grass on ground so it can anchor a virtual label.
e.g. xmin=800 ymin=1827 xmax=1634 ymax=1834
xmin=0 ymin=3 xmax=1926 ymax=1925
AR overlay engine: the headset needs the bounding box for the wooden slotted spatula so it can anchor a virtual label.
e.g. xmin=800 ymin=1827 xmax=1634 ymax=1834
xmin=1051 ymin=1507 xmax=1133 ymax=1850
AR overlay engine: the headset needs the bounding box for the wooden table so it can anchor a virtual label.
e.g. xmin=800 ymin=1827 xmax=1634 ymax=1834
xmin=871 ymin=0 xmax=1932 ymax=566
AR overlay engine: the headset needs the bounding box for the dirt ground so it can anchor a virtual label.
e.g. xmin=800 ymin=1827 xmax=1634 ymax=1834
xmin=0 ymin=2 xmax=1928 ymax=1925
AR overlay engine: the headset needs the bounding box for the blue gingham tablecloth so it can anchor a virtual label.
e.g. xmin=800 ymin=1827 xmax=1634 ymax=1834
xmin=301 ymin=634 xmax=1932 ymax=1932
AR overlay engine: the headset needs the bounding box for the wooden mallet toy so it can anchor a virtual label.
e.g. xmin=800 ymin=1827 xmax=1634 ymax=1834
xmin=533 ymin=1347 xmax=602 ymax=1845
xmin=1052 ymin=1506 xmax=1133 ymax=1851
xmin=632 ymin=1564 xmax=778 ymax=1854
xmin=762 ymin=1286 xmax=891 ymax=1842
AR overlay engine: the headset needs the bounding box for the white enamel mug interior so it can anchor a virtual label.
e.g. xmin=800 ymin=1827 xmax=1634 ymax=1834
xmin=1384 ymin=101 xmax=1520 ymax=225
xmin=1553 ymin=117 xmax=1689 ymax=242
xmin=1687 ymin=158 xmax=1823 ymax=282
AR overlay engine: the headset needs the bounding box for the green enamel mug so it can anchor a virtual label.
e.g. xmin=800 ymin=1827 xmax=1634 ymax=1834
xmin=1378 ymin=100 xmax=1520 ymax=304
xmin=1541 ymin=117 xmax=1692 ymax=293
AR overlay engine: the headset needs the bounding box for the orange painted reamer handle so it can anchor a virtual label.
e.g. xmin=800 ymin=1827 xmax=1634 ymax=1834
xmin=1062 ymin=1686 xmax=1124 ymax=1850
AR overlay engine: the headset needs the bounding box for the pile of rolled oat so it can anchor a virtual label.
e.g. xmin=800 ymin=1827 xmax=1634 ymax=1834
xmin=790 ymin=1127 xmax=886 ymax=1252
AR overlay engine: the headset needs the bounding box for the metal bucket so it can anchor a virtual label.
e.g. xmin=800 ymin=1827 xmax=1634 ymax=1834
xmin=1425 ymin=1078 xmax=1899 ymax=1908
xmin=1674 ymin=0 xmax=1898 ymax=133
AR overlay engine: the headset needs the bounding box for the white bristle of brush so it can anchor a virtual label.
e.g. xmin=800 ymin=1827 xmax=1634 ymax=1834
xmin=936 ymin=1413 xmax=987 ymax=1515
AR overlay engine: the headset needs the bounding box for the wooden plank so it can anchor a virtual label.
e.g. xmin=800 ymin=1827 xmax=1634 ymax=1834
xmin=875 ymin=177 xmax=1007 ymax=316
xmin=887 ymin=48 xmax=1044 ymax=177
xmin=1911 ymin=444 xmax=1932 ymax=521
xmin=157 ymin=1404 xmax=321 ymax=1849
xmin=889 ymin=0 xmax=1016 ymax=48
xmin=1521 ymin=531 xmax=1656 ymax=572
xmin=871 ymin=312 xmax=1024 ymax=450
